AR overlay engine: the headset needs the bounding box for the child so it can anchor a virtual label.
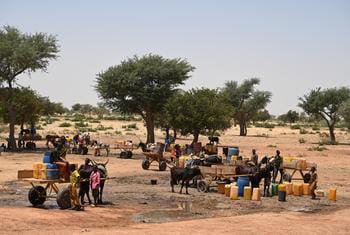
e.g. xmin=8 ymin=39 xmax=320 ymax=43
xmin=90 ymin=165 xmax=101 ymax=206
xmin=69 ymin=164 xmax=82 ymax=210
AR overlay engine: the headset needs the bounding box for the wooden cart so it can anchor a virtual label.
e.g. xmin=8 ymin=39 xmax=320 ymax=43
xmin=19 ymin=177 xmax=71 ymax=209
xmin=141 ymin=152 xmax=169 ymax=171
xmin=196 ymin=165 xmax=249 ymax=192
xmin=110 ymin=141 xmax=137 ymax=159
xmin=282 ymin=161 xmax=317 ymax=183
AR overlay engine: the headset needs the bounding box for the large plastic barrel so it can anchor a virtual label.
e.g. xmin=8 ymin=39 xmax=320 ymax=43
xmin=227 ymin=147 xmax=239 ymax=161
xmin=46 ymin=163 xmax=58 ymax=169
xmin=237 ymin=176 xmax=250 ymax=196
xmin=46 ymin=169 xmax=59 ymax=180
xmin=43 ymin=151 xmax=56 ymax=163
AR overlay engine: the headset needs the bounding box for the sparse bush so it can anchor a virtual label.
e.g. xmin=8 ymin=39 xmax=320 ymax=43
xmin=59 ymin=122 xmax=72 ymax=128
xmin=319 ymin=138 xmax=338 ymax=145
xmin=36 ymin=125 xmax=44 ymax=130
xmin=307 ymin=146 xmax=328 ymax=151
xmin=299 ymin=128 xmax=308 ymax=134
xmin=267 ymin=144 xmax=277 ymax=148
xmin=312 ymin=126 xmax=320 ymax=131
xmin=115 ymin=130 xmax=122 ymax=135
xmin=75 ymin=122 xmax=88 ymax=128
xmin=299 ymin=138 xmax=306 ymax=144
xmin=290 ymin=124 xmax=301 ymax=130
xmin=254 ymin=123 xmax=275 ymax=129
xmin=125 ymin=132 xmax=136 ymax=135
xmin=96 ymin=125 xmax=113 ymax=131
xmin=121 ymin=125 xmax=127 ymax=128
xmin=127 ymin=123 xmax=137 ymax=129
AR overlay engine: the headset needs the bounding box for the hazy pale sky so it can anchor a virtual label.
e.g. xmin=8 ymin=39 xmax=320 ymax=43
xmin=1 ymin=0 xmax=349 ymax=115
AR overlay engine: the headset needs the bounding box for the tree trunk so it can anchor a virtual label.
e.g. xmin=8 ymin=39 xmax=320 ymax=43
xmin=192 ymin=131 xmax=200 ymax=144
xmin=239 ymin=119 xmax=247 ymax=136
xmin=165 ymin=127 xmax=170 ymax=140
xmin=173 ymin=129 xmax=177 ymax=140
xmin=145 ymin=113 xmax=155 ymax=144
xmin=329 ymin=124 xmax=336 ymax=143
xmin=7 ymin=82 xmax=17 ymax=150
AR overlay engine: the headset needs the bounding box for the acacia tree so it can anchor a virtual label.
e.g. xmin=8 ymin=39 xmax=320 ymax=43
xmin=163 ymin=88 xmax=233 ymax=144
xmin=340 ymin=100 xmax=350 ymax=131
xmin=0 ymin=26 xmax=59 ymax=149
xmin=223 ymin=78 xmax=271 ymax=136
xmin=0 ymin=88 xmax=43 ymax=130
xmin=96 ymin=54 xmax=194 ymax=143
xmin=278 ymin=110 xmax=299 ymax=124
xmin=299 ymin=87 xmax=350 ymax=142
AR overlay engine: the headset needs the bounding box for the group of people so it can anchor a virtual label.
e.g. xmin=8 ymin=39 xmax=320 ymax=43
xmin=69 ymin=159 xmax=101 ymax=211
xmin=251 ymin=149 xmax=318 ymax=200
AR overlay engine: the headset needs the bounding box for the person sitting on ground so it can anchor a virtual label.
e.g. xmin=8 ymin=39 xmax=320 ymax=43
xmin=69 ymin=164 xmax=82 ymax=211
xmin=90 ymin=165 xmax=101 ymax=206
xmin=309 ymin=166 xmax=319 ymax=200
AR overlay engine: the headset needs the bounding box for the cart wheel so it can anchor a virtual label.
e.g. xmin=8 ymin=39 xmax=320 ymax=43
xmin=192 ymin=175 xmax=203 ymax=187
xmin=197 ymin=180 xmax=209 ymax=193
xmin=57 ymin=186 xmax=71 ymax=209
xmin=282 ymin=172 xmax=292 ymax=182
xmin=28 ymin=186 xmax=46 ymax=206
xmin=82 ymin=147 xmax=88 ymax=155
xmin=127 ymin=151 xmax=133 ymax=158
xmin=159 ymin=161 xmax=167 ymax=171
xmin=303 ymin=173 xmax=311 ymax=183
xmin=142 ymin=159 xmax=150 ymax=170
xmin=120 ymin=151 xmax=128 ymax=159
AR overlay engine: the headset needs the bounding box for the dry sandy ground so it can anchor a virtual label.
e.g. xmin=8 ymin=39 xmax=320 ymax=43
xmin=0 ymin=119 xmax=349 ymax=234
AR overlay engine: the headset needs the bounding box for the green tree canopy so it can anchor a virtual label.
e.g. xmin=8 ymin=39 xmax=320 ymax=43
xmin=340 ymin=99 xmax=350 ymax=131
xmin=0 ymin=87 xmax=43 ymax=128
xmin=223 ymin=78 xmax=271 ymax=136
xmin=0 ymin=25 xmax=59 ymax=149
xmin=278 ymin=110 xmax=299 ymax=124
xmin=162 ymin=88 xmax=233 ymax=143
xmin=299 ymin=87 xmax=350 ymax=142
xmin=95 ymin=54 xmax=194 ymax=143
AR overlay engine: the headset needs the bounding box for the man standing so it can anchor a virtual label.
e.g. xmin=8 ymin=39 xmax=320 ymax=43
xmin=272 ymin=150 xmax=283 ymax=183
xmin=309 ymin=166 xmax=319 ymax=200
xmin=251 ymin=149 xmax=258 ymax=166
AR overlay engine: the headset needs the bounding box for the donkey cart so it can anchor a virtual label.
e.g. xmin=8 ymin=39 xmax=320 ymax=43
xmin=196 ymin=164 xmax=253 ymax=193
xmin=19 ymin=177 xmax=72 ymax=209
xmin=141 ymin=152 xmax=169 ymax=171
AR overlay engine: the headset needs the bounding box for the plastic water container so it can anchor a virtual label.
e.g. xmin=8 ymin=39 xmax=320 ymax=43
xmin=272 ymin=183 xmax=279 ymax=196
xmin=285 ymin=183 xmax=293 ymax=195
xmin=293 ymin=184 xmax=303 ymax=196
xmin=278 ymin=191 xmax=286 ymax=202
xmin=225 ymin=184 xmax=231 ymax=197
xmin=252 ymin=188 xmax=261 ymax=201
xmin=33 ymin=163 xmax=43 ymax=179
xmin=328 ymin=188 xmax=337 ymax=201
xmin=217 ymin=181 xmax=226 ymax=194
xmin=303 ymin=183 xmax=310 ymax=195
xmin=278 ymin=184 xmax=286 ymax=192
xmin=243 ymin=186 xmax=252 ymax=200
xmin=237 ymin=176 xmax=250 ymax=196
xmin=230 ymin=185 xmax=239 ymax=200
xmin=227 ymin=147 xmax=239 ymax=161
